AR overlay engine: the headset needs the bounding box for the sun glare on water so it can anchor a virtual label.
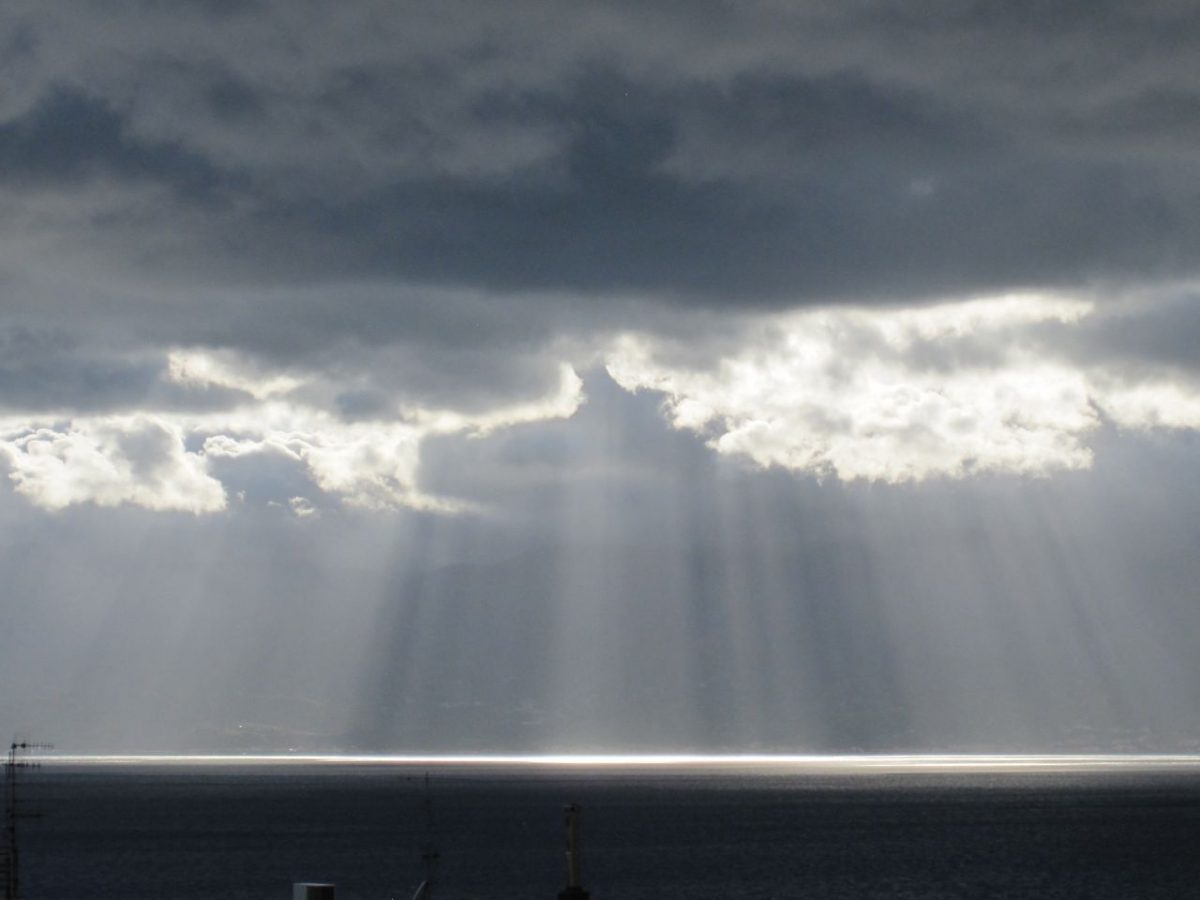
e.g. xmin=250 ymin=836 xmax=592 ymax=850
xmin=40 ymin=753 xmax=1200 ymax=773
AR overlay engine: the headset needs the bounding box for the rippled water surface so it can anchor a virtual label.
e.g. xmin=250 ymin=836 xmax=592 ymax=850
xmin=18 ymin=760 xmax=1200 ymax=898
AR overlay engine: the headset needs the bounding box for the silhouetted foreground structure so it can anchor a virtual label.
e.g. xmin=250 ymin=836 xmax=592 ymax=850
xmin=2 ymin=740 xmax=51 ymax=900
xmin=413 ymin=772 xmax=440 ymax=899
xmin=558 ymin=804 xmax=590 ymax=900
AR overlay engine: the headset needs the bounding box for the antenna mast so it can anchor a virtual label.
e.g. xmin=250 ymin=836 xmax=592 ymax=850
xmin=557 ymin=804 xmax=590 ymax=900
xmin=410 ymin=772 xmax=439 ymax=900
xmin=2 ymin=740 xmax=51 ymax=900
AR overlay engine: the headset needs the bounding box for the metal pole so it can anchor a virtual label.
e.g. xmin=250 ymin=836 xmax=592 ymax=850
xmin=557 ymin=804 xmax=589 ymax=900
xmin=4 ymin=743 xmax=19 ymax=900
xmin=565 ymin=804 xmax=580 ymax=888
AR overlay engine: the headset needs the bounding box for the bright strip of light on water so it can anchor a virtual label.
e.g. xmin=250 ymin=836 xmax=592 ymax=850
xmin=38 ymin=754 xmax=1200 ymax=772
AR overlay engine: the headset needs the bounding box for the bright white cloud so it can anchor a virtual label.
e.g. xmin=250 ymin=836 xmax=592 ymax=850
xmin=6 ymin=293 xmax=1196 ymax=510
xmin=200 ymin=413 xmax=434 ymax=512
xmin=167 ymin=349 xmax=302 ymax=400
xmin=416 ymin=365 xmax=585 ymax=435
xmin=606 ymin=293 xmax=1200 ymax=482
xmin=0 ymin=416 xmax=226 ymax=513
xmin=1092 ymin=379 xmax=1200 ymax=431
xmin=0 ymin=357 xmax=584 ymax=514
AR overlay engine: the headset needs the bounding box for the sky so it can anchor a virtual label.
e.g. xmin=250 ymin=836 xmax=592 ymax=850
xmin=3 ymin=1 xmax=1200 ymax=754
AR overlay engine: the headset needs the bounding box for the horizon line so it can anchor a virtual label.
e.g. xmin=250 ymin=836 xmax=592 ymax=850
xmin=34 ymin=753 xmax=1200 ymax=771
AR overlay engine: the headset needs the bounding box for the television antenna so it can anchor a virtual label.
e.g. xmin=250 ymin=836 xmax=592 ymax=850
xmin=2 ymin=740 xmax=52 ymax=900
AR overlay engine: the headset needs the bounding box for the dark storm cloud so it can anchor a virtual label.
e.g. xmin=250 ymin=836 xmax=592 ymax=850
xmin=4 ymin=0 xmax=1200 ymax=319
xmin=0 ymin=90 xmax=228 ymax=200
xmin=3 ymin=74 xmax=1190 ymax=306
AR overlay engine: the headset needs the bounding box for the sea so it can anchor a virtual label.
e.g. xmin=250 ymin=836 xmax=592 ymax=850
xmin=14 ymin=757 xmax=1200 ymax=899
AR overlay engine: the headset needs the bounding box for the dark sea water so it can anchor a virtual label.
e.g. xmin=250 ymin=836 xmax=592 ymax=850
xmin=16 ymin=762 xmax=1200 ymax=899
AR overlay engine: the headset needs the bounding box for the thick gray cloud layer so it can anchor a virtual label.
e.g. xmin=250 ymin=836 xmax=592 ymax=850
xmin=1 ymin=3 xmax=1198 ymax=414
xmin=0 ymin=4 xmax=1197 ymax=472
xmin=5 ymin=1 xmax=1200 ymax=305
